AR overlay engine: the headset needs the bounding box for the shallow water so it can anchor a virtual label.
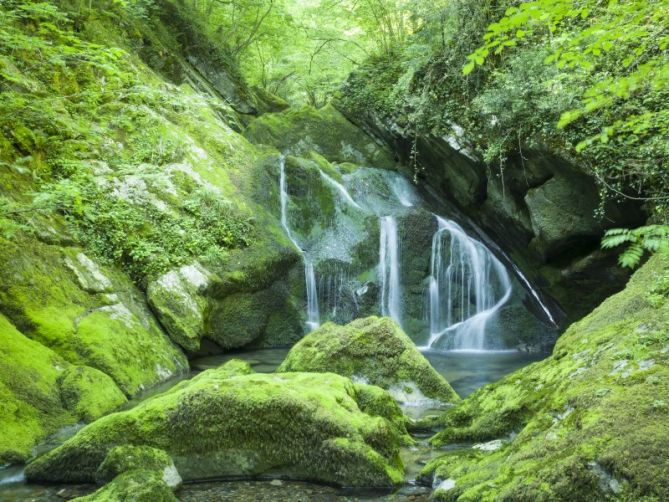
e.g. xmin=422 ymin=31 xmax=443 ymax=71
xmin=191 ymin=347 xmax=547 ymax=398
xmin=422 ymin=350 xmax=546 ymax=397
xmin=0 ymin=347 xmax=547 ymax=501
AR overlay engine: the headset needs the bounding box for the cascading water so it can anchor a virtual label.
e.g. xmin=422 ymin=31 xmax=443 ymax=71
xmin=319 ymin=169 xmax=363 ymax=210
xmin=424 ymin=216 xmax=512 ymax=351
xmin=305 ymin=261 xmax=320 ymax=330
xmin=281 ymin=160 xmax=554 ymax=345
xmin=379 ymin=216 xmax=402 ymax=326
xmin=279 ymin=156 xmax=320 ymax=330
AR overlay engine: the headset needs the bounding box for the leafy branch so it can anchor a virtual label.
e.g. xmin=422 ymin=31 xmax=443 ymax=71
xmin=602 ymin=225 xmax=669 ymax=268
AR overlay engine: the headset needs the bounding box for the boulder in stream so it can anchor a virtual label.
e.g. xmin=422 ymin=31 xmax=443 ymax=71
xmin=278 ymin=316 xmax=460 ymax=404
xmin=26 ymin=361 xmax=408 ymax=488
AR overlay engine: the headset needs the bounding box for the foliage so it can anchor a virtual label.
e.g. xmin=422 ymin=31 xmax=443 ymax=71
xmin=340 ymin=0 xmax=669 ymax=213
xmin=0 ymin=0 xmax=254 ymax=284
xmin=602 ymin=225 xmax=669 ymax=268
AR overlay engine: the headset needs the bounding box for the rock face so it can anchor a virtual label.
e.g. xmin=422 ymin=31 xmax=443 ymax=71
xmin=0 ymin=236 xmax=188 ymax=397
xmin=26 ymin=361 xmax=408 ymax=488
xmin=421 ymin=251 xmax=669 ymax=501
xmin=278 ymin=316 xmax=460 ymax=403
xmin=244 ymin=105 xmax=396 ymax=168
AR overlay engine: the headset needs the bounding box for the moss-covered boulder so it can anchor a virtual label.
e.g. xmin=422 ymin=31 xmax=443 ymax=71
xmin=0 ymin=314 xmax=126 ymax=463
xmin=59 ymin=366 xmax=127 ymax=423
xmin=26 ymin=362 xmax=408 ymax=488
xmin=278 ymin=316 xmax=459 ymax=403
xmin=95 ymin=445 xmax=181 ymax=489
xmin=147 ymin=262 xmax=212 ymax=352
xmin=244 ymin=105 xmax=396 ymax=168
xmin=0 ymin=237 xmax=188 ymax=396
xmin=73 ymin=469 xmax=178 ymax=502
xmin=422 ymin=250 xmax=669 ymax=501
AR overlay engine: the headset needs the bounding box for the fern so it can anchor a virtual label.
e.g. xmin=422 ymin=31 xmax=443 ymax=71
xmin=602 ymin=225 xmax=669 ymax=268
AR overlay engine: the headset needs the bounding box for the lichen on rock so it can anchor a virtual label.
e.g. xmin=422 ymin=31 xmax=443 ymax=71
xmin=147 ymin=262 xmax=212 ymax=352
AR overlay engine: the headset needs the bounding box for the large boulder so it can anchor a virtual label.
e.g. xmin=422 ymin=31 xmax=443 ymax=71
xmin=278 ymin=316 xmax=460 ymax=403
xmin=26 ymin=361 xmax=408 ymax=488
xmin=147 ymin=240 xmax=305 ymax=353
xmin=0 ymin=236 xmax=188 ymax=396
xmin=0 ymin=313 xmax=126 ymax=463
xmin=422 ymin=250 xmax=669 ymax=501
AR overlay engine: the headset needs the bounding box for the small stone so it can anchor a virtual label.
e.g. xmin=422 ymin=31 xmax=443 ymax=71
xmin=473 ymin=439 xmax=504 ymax=452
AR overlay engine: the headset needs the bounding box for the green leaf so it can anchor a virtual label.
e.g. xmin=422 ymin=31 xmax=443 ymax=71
xmin=462 ymin=61 xmax=476 ymax=75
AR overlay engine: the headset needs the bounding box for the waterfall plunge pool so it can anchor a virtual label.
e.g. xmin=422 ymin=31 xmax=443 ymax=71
xmin=190 ymin=346 xmax=546 ymax=398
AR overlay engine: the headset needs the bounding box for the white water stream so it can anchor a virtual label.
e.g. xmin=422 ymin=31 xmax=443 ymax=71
xmin=379 ymin=216 xmax=402 ymax=327
xmin=279 ymin=156 xmax=320 ymax=330
xmin=422 ymin=216 xmax=512 ymax=350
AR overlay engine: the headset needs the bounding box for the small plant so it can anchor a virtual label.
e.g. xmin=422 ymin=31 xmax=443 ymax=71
xmin=601 ymin=225 xmax=669 ymax=268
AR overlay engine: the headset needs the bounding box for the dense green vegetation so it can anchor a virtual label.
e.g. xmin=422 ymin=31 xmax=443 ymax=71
xmin=334 ymin=0 xmax=669 ymax=264
xmin=0 ymin=1 xmax=256 ymax=284
xmin=1 ymin=1 xmax=668 ymax=501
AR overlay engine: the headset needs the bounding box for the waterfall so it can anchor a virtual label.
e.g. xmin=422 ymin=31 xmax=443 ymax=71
xmin=305 ymin=261 xmax=320 ymax=330
xmin=424 ymin=216 xmax=512 ymax=351
xmin=279 ymin=156 xmax=320 ymax=331
xmin=319 ymin=169 xmax=363 ymax=210
xmin=379 ymin=216 xmax=402 ymax=326
xmin=279 ymin=156 xmax=295 ymax=243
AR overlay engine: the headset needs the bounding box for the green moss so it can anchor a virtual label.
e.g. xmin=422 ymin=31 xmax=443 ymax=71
xmin=423 ymin=251 xmax=669 ymax=501
xmin=278 ymin=316 xmax=460 ymax=403
xmin=59 ymin=366 xmax=127 ymax=423
xmin=0 ymin=313 xmax=125 ymax=463
xmin=95 ymin=445 xmax=177 ymax=485
xmin=0 ymin=313 xmax=71 ymax=463
xmin=73 ymin=469 xmax=178 ymax=502
xmin=244 ymin=105 xmax=396 ymax=168
xmin=0 ymin=236 xmax=188 ymax=397
xmin=74 ymin=307 xmax=185 ymax=396
xmin=26 ymin=371 xmax=407 ymax=488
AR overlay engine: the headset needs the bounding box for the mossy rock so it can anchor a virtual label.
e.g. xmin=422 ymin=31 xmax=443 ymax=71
xmin=0 ymin=236 xmax=188 ymax=396
xmin=0 ymin=314 xmax=125 ymax=463
xmin=423 ymin=250 xmax=669 ymax=501
xmin=278 ymin=316 xmax=460 ymax=403
xmin=206 ymin=279 xmax=303 ymax=350
xmin=59 ymin=366 xmax=127 ymax=423
xmin=26 ymin=362 xmax=407 ymax=488
xmin=73 ymin=469 xmax=178 ymax=502
xmin=147 ymin=262 xmax=212 ymax=353
xmin=244 ymin=105 xmax=396 ymax=168
xmin=95 ymin=445 xmax=181 ymax=489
